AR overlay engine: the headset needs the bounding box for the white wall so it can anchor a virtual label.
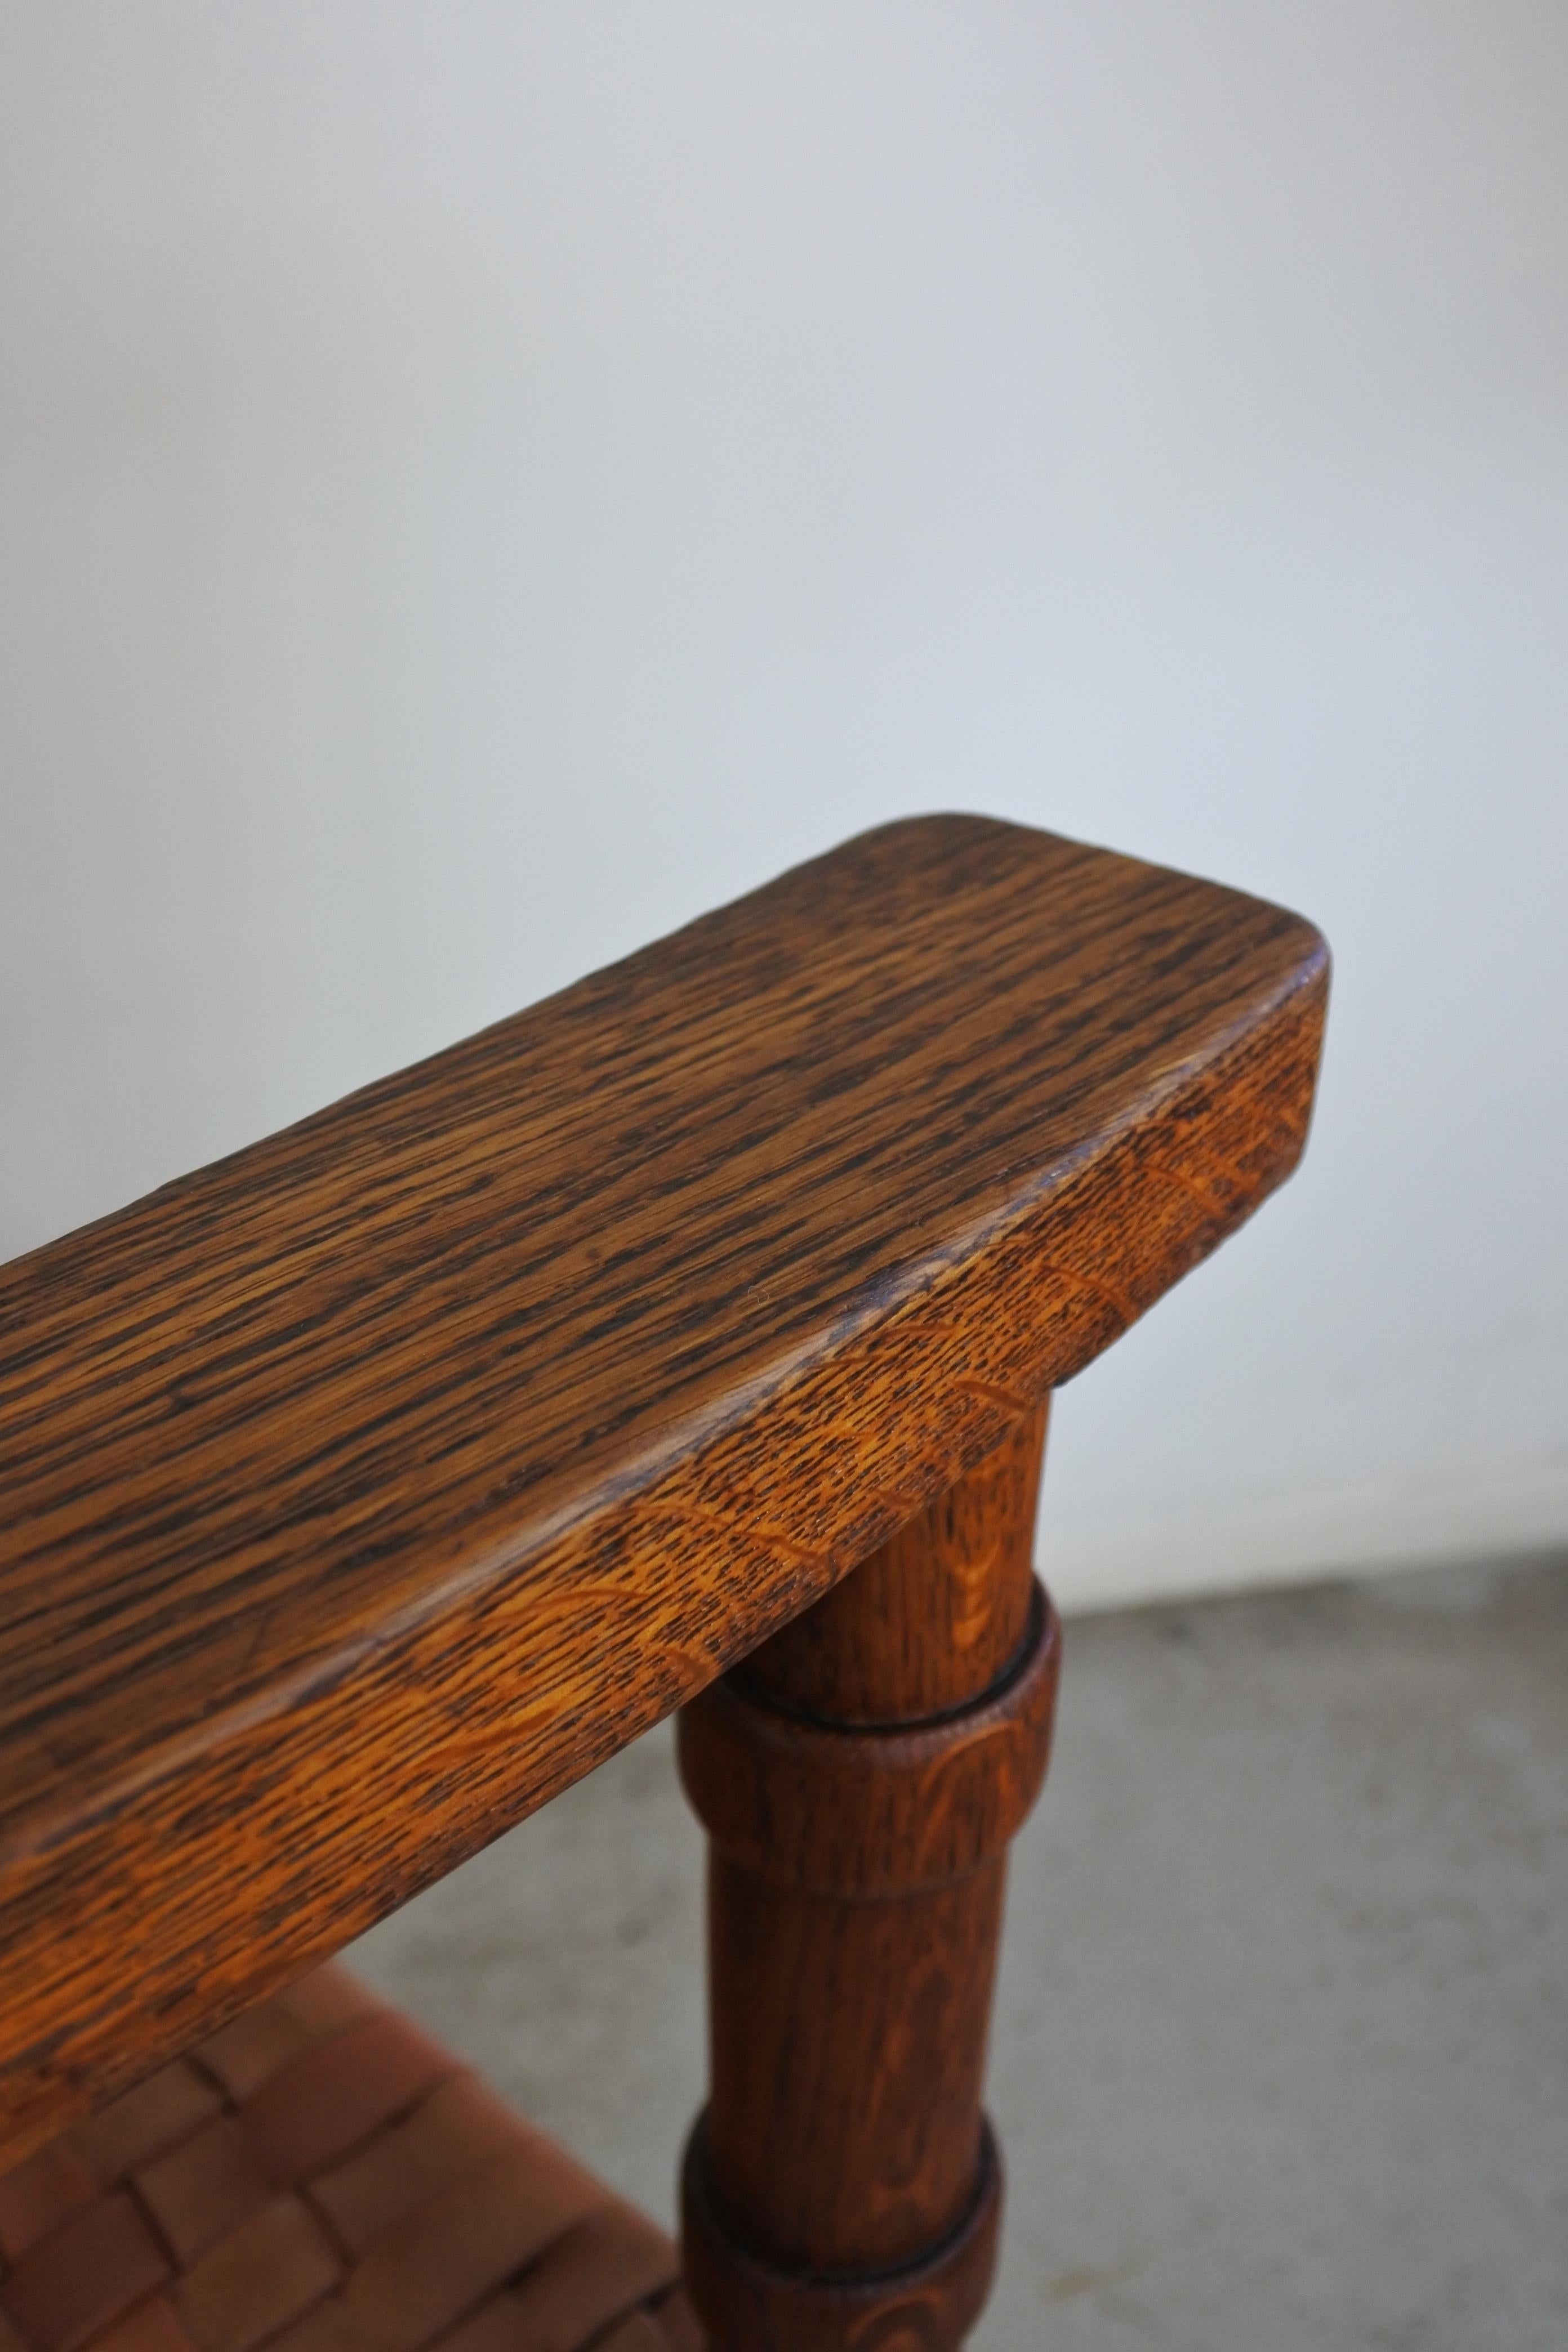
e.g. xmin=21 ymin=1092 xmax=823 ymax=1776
xmin=3 ymin=3 xmax=1565 ymax=1610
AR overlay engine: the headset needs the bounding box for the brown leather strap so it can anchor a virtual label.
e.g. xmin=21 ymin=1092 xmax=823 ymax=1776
xmin=0 ymin=1969 xmax=699 ymax=2352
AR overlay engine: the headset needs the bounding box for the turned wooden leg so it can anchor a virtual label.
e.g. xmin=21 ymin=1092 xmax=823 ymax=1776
xmin=678 ymin=1404 xmax=1060 ymax=2350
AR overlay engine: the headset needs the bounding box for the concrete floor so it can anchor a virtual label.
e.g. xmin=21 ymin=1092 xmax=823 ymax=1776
xmin=350 ymin=1553 xmax=1568 ymax=2350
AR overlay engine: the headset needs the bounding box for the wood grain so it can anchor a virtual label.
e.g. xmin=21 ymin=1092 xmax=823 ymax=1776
xmin=735 ymin=1402 xmax=1047 ymax=1723
xmin=679 ymin=1415 xmax=1055 ymax=2345
xmin=0 ymin=814 xmax=1328 ymax=2158
xmin=681 ymin=2113 xmax=1001 ymax=2352
xmin=679 ymin=1588 xmax=1058 ymax=1900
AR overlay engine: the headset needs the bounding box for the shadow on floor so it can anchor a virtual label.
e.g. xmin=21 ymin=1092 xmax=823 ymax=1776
xmin=350 ymin=1552 xmax=1568 ymax=2351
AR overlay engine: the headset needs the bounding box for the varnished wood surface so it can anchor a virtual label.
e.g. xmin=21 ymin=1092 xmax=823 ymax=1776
xmin=681 ymin=1587 xmax=1057 ymax=1899
xmin=681 ymin=2113 xmax=1001 ymax=2352
xmin=0 ymin=815 xmax=1327 ymax=2155
xmin=736 ymin=1402 xmax=1047 ymax=1723
xmin=680 ymin=1415 xmax=1054 ymax=2337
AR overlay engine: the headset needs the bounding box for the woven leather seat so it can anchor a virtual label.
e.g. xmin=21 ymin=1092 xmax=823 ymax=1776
xmin=0 ymin=1970 xmax=698 ymax=2352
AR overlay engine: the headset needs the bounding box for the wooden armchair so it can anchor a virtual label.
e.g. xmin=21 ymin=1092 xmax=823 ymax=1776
xmin=0 ymin=816 xmax=1327 ymax=2351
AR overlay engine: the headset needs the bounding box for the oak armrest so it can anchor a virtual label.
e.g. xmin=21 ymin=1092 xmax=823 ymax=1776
xmin=0 ymin=815 xmax=1326 ymax=2157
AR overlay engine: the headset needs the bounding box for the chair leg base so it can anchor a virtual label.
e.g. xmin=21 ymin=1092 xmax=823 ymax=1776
xmin=680 ymin=2112 xmax=1001 ymax=2352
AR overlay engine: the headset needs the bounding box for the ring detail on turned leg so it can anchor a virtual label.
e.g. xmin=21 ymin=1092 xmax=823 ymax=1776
xmin=679 ymin=1408 xmax=1054 ymax=2350
xmin=681 ymin=2110 xmax=1003 ymax=2352
xmin=680 ymin=1582 xmax=1059 ymax=1898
